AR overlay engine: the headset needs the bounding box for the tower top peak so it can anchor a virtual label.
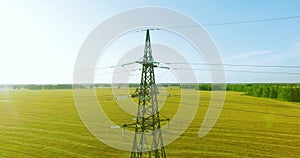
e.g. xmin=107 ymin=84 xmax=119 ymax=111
xmin=143 ymin=29 xmax=153 ymax=63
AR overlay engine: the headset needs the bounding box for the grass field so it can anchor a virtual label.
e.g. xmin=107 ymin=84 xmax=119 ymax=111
xmin=0 ymin=88 xmax=299 ymax=157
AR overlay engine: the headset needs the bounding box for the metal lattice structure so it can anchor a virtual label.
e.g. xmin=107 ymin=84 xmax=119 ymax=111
xmin=123 ymin=29 xmax=167 ymax=158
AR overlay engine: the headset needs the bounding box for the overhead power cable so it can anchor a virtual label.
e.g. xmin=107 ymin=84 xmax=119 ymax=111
xmin=161 ymin=62 xmax=300 ymax=69
xmin=172 ymin=67 xmax=300 ymax=75
xmin=204 ymin=15 xmax=300 ymax=26
xmin=165 ymin=15 xmax=300 ymax=29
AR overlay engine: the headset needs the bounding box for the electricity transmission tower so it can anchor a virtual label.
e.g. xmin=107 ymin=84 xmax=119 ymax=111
xmin=123 ymin=29 xmax=167 ymax=158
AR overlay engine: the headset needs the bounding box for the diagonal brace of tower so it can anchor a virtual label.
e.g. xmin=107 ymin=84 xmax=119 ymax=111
xmin=123 ymin=29 xmax=166 ymax=158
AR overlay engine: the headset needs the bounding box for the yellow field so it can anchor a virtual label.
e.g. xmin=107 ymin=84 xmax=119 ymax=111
xmin=0 ymin=88 xmax=299 ymax=157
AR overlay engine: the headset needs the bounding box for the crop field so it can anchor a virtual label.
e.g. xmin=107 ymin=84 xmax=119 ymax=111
xmin=0 ymin=88 xmax=299 ymax=157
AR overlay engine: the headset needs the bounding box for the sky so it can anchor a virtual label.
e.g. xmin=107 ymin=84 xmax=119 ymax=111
xmin=0 ymin=0 xmax=300 ymax=84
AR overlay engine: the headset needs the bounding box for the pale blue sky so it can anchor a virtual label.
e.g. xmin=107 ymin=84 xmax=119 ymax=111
xmin=0 ymin=0 xmax=300 ymax=84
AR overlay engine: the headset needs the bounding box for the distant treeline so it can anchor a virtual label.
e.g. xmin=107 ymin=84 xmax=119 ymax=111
xmin=194 ymin=83 xmax=300 ymax=102
xmin=6 ymin=84 xmax=120 ymax=90
xmin=226 ymin=83 xmax=300 ymax=102
xmin=2 ymin=83 xmax=299 ymax=102
xmin=194 ymin=83 xmax=226 ymax=91
xmin=190 ymin=83 xmax=300 ymax=102
xmin=11 ymin=84 xmax=73 ymax=90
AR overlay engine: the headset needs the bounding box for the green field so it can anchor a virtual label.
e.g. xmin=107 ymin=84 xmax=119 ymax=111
xmin=0 ymin=88 xmax=299 ymax=157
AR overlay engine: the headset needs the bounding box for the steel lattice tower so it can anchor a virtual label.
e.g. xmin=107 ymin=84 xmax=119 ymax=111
xmin=124 ymin=29 xmax=166 ymax=158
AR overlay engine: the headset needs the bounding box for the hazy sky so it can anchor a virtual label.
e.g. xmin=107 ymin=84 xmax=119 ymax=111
xmin=0 ymin=0 xmax=300 ymax=84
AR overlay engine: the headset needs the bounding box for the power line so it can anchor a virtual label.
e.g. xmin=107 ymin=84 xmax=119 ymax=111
xmin=161 ymin=62 xmax=300 ymax=69
xmin=84 ymin=64 xmax=300 ymax=77
xmin=172 ymin=67 xmax=300 ymax=75
xmin=70 ymin=61 xmax=140 ymax=75
xmin=96 ymin=61 xmax=139 ymax=70
xmin=61 ymin=62 xmax=300 ymax=80
xmin=92 ymin=67 xmax=300 ymax=78
xmin=92 ymin=62 xmax=300 ymax=75
xmin=156 ymin=69 xmax=170 ymax=78
xmin=63 ymin=13 xmax=300 ymax=80
xmin=74 ymin=14 xmax=300 ymax=74
xmin=165 ymin=15 xmax=300 ymax=29
xmin=204 ymin=15 xmax=300 ymax=26
xmin=94 ymin=68 xmax=140 ymax=76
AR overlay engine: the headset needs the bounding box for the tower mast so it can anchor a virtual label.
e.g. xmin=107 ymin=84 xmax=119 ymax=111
xmin=125 ymin=29 xmax=166 ymax=158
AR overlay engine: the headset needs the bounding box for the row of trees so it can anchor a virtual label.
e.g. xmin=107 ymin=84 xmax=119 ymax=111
xmin=227 ymin=84 xmax=300 ymax=102
xmin=11 ymin=84 xmax=108 ymax=90
xmin=12 ymin=84 xmax=73 ymax=90
xmin=195 ymin=83 xmax=226 ymax=91
xmin=7 ymin=83 xmax=300 ymax=102
xmin=194 ymin=83 xmax=300 ymax=102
